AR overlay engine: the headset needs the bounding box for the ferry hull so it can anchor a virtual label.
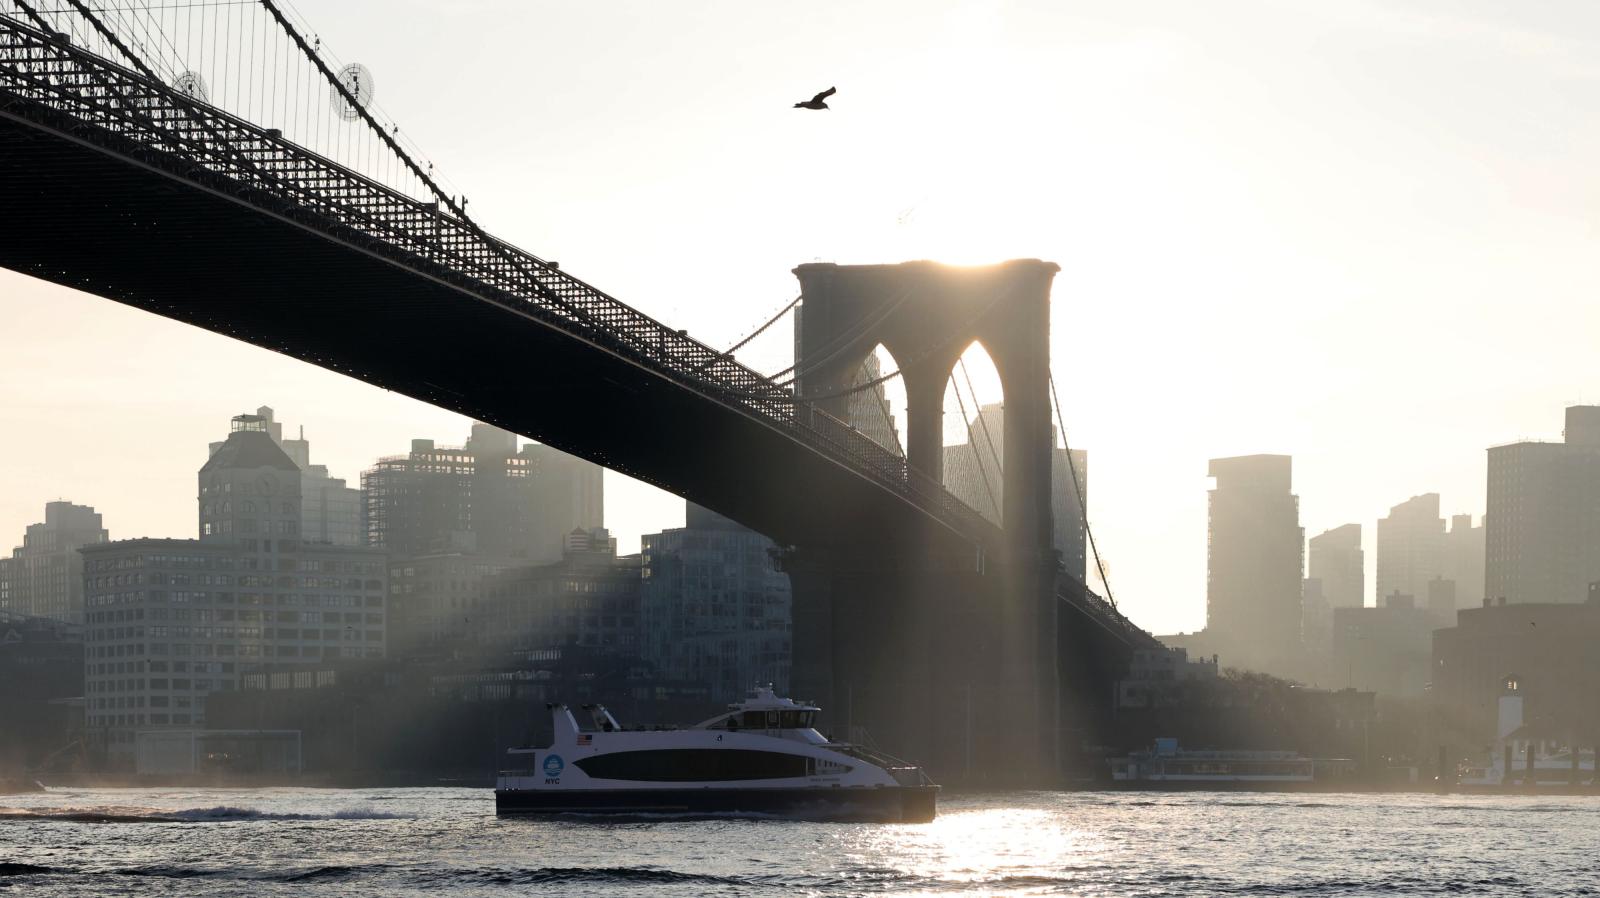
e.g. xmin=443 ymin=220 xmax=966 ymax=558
xmin=495 ymin=785 xmax=937 ymax=822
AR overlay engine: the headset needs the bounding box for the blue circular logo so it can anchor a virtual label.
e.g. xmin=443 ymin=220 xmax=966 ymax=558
xmin=542 ymin=754 xmax=565 ymax=777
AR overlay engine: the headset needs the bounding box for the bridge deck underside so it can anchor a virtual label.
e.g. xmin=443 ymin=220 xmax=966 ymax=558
xmin=0 ymin=109 xmax=966 ymax=557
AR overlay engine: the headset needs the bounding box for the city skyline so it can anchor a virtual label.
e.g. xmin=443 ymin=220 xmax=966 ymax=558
xmin=7 ymin=0 xmax=1600 ymax=882
xmin=5 ymin=0 xmax=1600 ymax=637
xmin=0 ymin=388 xmax=1580 ymax=634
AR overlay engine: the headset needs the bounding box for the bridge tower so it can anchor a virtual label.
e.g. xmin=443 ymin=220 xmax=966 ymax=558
xmin=786 ymin=260 xmax=1063 ymax=786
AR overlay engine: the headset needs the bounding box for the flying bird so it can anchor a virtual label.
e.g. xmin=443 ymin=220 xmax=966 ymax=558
xmin=794 ymin=86 xmax=836 ymax=110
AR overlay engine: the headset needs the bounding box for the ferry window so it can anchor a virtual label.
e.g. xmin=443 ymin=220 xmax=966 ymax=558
xmin=765 ymin=711 xmax=779 ymax=727
xmin=742 ymin=711 xmax=765 ymax=728
xmin=780 ymin=710 xmax=800 ymax=728
xmin=575 ymin=750 xmax=808 ymax=782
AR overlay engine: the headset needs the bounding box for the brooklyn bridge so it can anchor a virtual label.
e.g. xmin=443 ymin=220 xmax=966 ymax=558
xmin=0 ymin=0 xmax=1157 ymax=785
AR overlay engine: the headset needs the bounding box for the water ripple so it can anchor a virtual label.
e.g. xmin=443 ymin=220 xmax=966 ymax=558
xmin=0 ymin=788 xmax=1594 ymax=896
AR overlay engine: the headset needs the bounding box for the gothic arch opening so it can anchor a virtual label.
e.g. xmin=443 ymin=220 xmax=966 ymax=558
xmin=845 ymin=343 xmax=908 ymax=457
xmin=941 ymin=341 xmax=1005 ymax=523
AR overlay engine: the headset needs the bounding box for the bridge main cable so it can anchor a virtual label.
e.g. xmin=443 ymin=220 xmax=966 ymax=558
xmin=723 ymin=294 xmax=800 ymax=357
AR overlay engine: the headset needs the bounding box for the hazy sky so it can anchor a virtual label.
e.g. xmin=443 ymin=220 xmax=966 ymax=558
xmin=3 ymin=0 xmax=1599 ymax=635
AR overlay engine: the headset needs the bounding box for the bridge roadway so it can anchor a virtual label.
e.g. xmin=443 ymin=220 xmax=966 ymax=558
xmin=0 ymin=16 xmax=992 ymax=559
xmin=0 ymin=14 xmax=1155 ymax=783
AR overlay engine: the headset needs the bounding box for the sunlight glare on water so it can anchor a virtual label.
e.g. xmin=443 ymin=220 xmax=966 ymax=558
xmin=2 ymin=787 xmax=1598 ymax=896
xmin=843 ymin=805 xmax=1107 ymax=893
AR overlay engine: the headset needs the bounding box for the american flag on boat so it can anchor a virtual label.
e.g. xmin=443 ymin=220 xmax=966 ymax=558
xmin=577 ymin=734 xmax=592 ymax=746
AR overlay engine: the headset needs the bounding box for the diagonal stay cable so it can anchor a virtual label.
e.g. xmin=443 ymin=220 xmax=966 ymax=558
xmin=959 ymin=355 xmax=1003 ymax=507
xmin=949 ymin=371 xmax=999 ymax=521
xmin=753 ymin=279 xmax=1026 ymax=403
xmin=763 ymin=285 xmax=917 ymax=386
xmin=1049 ymin=371 xmax=1113 ymax=610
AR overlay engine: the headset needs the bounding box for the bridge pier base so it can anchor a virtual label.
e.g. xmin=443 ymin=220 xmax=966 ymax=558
xmin=784 ymin=545 xmax=1064 ymax=788
xmin=1055 ymin=577 xmax=1136 ymax=783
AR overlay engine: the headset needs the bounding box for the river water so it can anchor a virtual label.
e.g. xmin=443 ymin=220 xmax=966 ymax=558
xmin=0 ymin=787 xmax=1594 ymax=895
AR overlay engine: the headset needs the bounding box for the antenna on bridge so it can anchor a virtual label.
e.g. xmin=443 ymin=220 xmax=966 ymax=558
xmin=331 ymin=62 xmax=375 ymax=121
xmin=256 ymin=0 xmax=456 ymax=216
xmin=173 ymin=71 xmax=208 ymax=102
xmin=252 ymin=1 xmax=582 ymax=320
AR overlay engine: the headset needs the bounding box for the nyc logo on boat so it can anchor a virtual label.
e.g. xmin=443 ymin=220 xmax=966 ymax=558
xmin=542 ymin=754 xmax=565 ymax=778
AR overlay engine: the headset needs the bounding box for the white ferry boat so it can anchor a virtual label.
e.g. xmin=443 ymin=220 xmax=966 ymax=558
xmin=495 ymin=687 xmax=938 ymax=821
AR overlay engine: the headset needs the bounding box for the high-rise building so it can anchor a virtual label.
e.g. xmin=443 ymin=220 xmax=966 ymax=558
xmin=847 ymin=353 xmax=904 ymax=457
xmin=1205 ymin=455 xmax=1303 ymax=675
xmin=81 ymin=414 xmax=386 ymax=764
xmin=793 ymin=305 xmax=905 ymax=457
xmin=478 ymin=528 xmax=641 ymax=656
xmin=943 ymin=404 xmax=1005 ymax=523
xmin=641 ymin=504 xmax=792 ymax=701
xmin=199 ymin=414 xmax=302 ymax=546
xmin=209 ymin=407 xmax=362 ymax=546
xmin=385 ymin=553 xmax=526 ymax=657
xmin=1301 ymin=576 xmax=1331 ymax=659
xmin=1443 ymin=514 xmax=1485 ymax=609
xmin=363 ymin=423 xmax=603 ymax=562
xmin=385 ymin=529 xmax=640 ymax=659
xmin=1308 ymin=524 xmax=1364 ymax=610
xmin=1052 ymin=447 xmax=1089 ymax=583
xmin=0 ymin=501 xmax=108 ymax=623
xmin=1425 ymin=577 xmax=1457 ymax=621
xmin=1330 ymin=592 xmax=1435 ymax=697
xmin=81 ymin=538 xmax=387 ymax=759
xmin=1486 ymin=406 xmax=1600 ymax=605
xmin=941 ymin=402 xmax=1088 ymax=578
xmin=1376 ymin=494 xmax=1445 ymax=607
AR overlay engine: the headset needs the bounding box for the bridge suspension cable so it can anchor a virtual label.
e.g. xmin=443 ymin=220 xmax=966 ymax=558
xmin=720 ymin=294 xmax=800 ymax=358
xmin=761 ymin=285 xmax=918 ymax=388
xmin=1048 ymin=371 xmax=1115 ymax=610
xmin=5 ymin=0 xmax=465 ymax=207
xmin=0 ymin=8 xmax=1008 ymax=559
xmin=728 ymin=279 xmax=1027 ymax=407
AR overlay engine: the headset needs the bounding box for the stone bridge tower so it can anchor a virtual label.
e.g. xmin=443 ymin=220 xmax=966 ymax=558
xmin=786 ymin=260 xmax=1064 ymax=786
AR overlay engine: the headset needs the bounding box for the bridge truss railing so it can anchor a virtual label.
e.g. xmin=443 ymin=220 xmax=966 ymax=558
xmin=0 ymin=13 xmax=999 ymax=545
xmin=1057 ymin=576 xmax=1154 ymax=648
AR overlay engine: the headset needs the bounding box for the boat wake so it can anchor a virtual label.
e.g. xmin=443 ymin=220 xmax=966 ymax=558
xmin=0 ymin=804 xmax=413 ymax=823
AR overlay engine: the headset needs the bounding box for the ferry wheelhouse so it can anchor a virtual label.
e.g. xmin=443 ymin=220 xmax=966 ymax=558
xmin=495 ymin=687 xmax=937 ymax=821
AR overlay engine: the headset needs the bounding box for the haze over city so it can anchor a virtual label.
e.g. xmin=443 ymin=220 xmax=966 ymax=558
xmin=4 ymin=0 xmax=1596 ymax=635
